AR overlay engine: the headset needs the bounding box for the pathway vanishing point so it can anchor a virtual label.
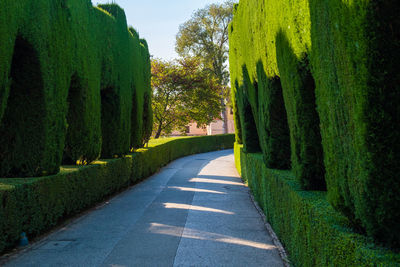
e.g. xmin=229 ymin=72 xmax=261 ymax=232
xmin=4 ymin=150 xmax=284 ymax=267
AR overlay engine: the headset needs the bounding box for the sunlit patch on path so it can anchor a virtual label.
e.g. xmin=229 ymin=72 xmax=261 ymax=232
xmin=167 ymin=186 xmax=226 ymax=194
xmin=163 ymin=203 xmax=235 ymax=215
xmin=189 ymin=177 xmax=246 ymax=186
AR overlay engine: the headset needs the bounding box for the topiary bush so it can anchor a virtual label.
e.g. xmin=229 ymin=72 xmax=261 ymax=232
xmin=0 ymin=0 xmax=152 ymax=176
xmin=0 ymin=0 xmax=73 ymax=177
xmin=275 ymin=31 xmax=325 ymax=190
xmin=139 ymin=39 xmax=153 ymax=146
xmin=230 ymin=0 xmax=400 ymax=253
xmin=95 ymin=4 xmax=134 ymax=158
xmin=128 ymin=28 xmax=153 ymax=149
xmin=62 ymin=0 xmax=103 ymax=165
xmin=308 ymin=0 xmax=400 ymax=246
xmin=256 ymin=68 xmax=291 ymax=170
xmin=235 ymin=79 xmax=261 ymax=154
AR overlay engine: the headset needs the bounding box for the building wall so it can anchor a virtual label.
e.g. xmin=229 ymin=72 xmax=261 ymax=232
xmin=171 ymin=107 xmax=235 ymax=136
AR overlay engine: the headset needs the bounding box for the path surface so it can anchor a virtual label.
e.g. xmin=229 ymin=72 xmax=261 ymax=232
xmin=5 ymin=150 xmax=284 ymax=267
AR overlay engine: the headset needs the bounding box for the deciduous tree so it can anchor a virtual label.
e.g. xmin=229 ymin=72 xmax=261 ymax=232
xmin=175 ymin=1 xmax=236 ymax=132
xmin=151 ymin=57 xmax=222 ymax=138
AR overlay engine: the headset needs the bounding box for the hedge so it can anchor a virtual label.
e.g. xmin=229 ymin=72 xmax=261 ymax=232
xmin=0 ymin=134 xmax=235 ymax=255
xmin=229 ymin=0 xmax=323 ymax=187
xmin=235 ymin=79 xmax=261 ymax=154
xmin=0 ymin=0 xmax=152 ymax=176
xmin=309 ymin=0 xmax=400 ymax=246
xmin=229 ymin=0 xmax=400 ymax=247
xmin=236 ymin=143 xmax=400 ymax=267
xmin=275 ymin=32 xmax=325 ymax=190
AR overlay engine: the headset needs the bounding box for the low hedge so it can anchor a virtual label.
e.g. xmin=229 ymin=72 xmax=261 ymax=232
xmin=235 ymin=143 xmax=400 ymax=266
xmin=0 ymin=134 xmax=234 ymax=254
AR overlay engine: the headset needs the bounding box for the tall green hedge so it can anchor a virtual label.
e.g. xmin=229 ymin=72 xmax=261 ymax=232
xmin=230 ymin=0 xmax=400 ymax=248
xmin=229 ymin=0 xmax=322 ymax=187
xmin=308 ymin=0 xmax=400 ymax=246
xmin=63 ymin=0 xmax=102 ymax=165
xmin=235 ymin=79 xmax=261 ymax=154
xmin=128 ymin=28 xmax=153 ymax=149
xmin=0 ymin=135 xmax=234 ymax=254
xmin=0 ymin=0 xmax=152 ymax=177
xmin=0 ymin=0 xmax=73 ymax=177
xmin=275 ymin=32 xmax=325 ymax=190
xmin=139 ymin=39 xmax=153 ymax=146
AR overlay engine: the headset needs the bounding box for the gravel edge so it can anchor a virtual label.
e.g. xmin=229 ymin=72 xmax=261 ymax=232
xmin=249 ymin=193 xmax=292 ymax=267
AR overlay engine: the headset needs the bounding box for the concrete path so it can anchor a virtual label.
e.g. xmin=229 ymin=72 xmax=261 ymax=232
xmin=5 ymin=150 xmax=284 ymax=267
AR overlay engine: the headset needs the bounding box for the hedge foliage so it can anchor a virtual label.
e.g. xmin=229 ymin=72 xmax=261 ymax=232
xmin=0 ymin=0 xmax=152 ymax=177
xmin=0 ymin=135 xmax=235 ymax=254
xmin=230 ymin=0 xmax=400 ymax=248
xmin=309 ymin=0 xmax=400 ymax=246
xmin=229 ymin=0 xmax=323 ymax=188
xmin=236 ymin=143 xmax=400 ymax=267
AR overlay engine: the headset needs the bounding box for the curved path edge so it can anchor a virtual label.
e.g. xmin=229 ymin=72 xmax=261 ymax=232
xmin=4 ymin=150 xmax=286 ymax=267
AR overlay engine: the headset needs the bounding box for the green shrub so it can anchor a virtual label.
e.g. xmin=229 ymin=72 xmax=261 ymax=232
xmin=229 ymin=0 xmax=297 ymax=170
xmin=308 ymin=0 xmax=400 ymax=246
xmin=128 ymin=28 xmax=149 ymax=149
xmin=228 ymin=32 xmax=243 ymax=145
xmin=230 ymin=0 xmax=400 ymax=247
xmin=275 ymin=32 xmax=325 ymax=190
xmin=0 ymin=1 xmax=152 ymax=176
xmin=62 ymin=0 xmax=103 ymax=166
xmin=256 ymin=69 xmax=291 ymax=170
xmin=0 ymin=0 xmax=72 ymax=177
xmin=139 ymin=39 xmax=153 ymax=146
xmin=95 ymin=4 xmax=134 ymax=158
xmin=235 ymin=79 xmax=261 ymax=154
xmin=236 ymin=143 xmax=400 ymax=266
xmin=0 ymin=135 xmax=234 ymax=254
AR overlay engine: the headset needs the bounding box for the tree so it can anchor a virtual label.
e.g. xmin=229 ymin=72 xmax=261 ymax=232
xmin=151 ymin=57 xmax=222 ymax=138
xmin=175 ymin=1 xmax=236 ymax=132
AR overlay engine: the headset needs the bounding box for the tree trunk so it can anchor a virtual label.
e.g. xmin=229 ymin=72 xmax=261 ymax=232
xmin=220 ymin=98 xmax=228 ymax=134
xmin=154 ymin=124 xmax=163 ymax=139
xmin=223 ymin=108 xmax=228 ymax=134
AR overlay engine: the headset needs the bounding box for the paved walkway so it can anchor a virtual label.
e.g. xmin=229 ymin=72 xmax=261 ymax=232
xmin=5 ymin=150 xmax=284 ymax=267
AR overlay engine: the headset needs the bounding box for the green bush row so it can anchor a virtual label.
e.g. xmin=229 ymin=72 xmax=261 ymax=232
xmin=229 ymin=0 xmax=400 ymax=247
xmin=0 ymin=0 xmax=152 ymax=178
xmin=0 ymin=135 xmax=235 ymax=254
xmin=229 ymin=0 xmax=324 ymax=189
xmin=236 ymin=143 xmax=400 ymax=267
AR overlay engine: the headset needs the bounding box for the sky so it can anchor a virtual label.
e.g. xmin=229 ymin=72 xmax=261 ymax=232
xmin=95 ymin=0 xmax=228 ymax=60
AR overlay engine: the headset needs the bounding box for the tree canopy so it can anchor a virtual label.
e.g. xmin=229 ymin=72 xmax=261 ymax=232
xmin=151 ymin=57 xmax=222 ymax=138
xmin=175 ymin=1 xmax=236 ymax=86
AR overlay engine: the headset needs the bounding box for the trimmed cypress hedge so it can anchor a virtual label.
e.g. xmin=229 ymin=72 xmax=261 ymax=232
xmin=229 ymin=0 xmax=323 ymax=188
xmin=0 ymin=0 xmax=152 ymax=177
xmin=235 ymin=79 xmax=261 ymax=154
xmin=139 ymin=39 xmax=153 ymax=146
xmin=230 ymin=0 xmax=400 ymax=248
xmin=275 ymin=32 xmax=325 ymax=190
xmin=0 ymin=0 xmax=74 ymax=177
xmin=309 ymin=0 xmax=400 ymax=246
xmin=0 ymin=135 xmax=235 ymax=255
xmin=95 ymin=4 xmax=133 ymax=158
xmin=128 ymin=28 xmax=152 ymax=149
xmin=236 ymin=143 xmax=400 ymax=267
